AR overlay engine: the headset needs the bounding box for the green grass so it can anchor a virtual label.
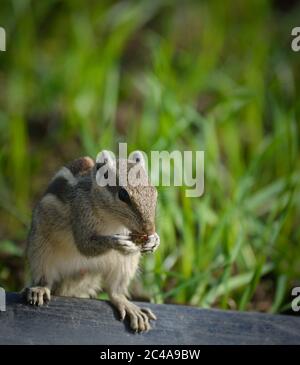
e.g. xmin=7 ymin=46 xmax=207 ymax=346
xmin=0 ymin=0 xmax=299 ymax=313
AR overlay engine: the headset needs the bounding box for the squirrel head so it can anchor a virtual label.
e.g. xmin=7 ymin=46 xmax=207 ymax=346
xmin=91 ymin=150 xmax=157 ymax=235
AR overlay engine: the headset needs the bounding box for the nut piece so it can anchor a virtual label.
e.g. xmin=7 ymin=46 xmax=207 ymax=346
xmin=130 ymin=233 xmax=149 ymax=246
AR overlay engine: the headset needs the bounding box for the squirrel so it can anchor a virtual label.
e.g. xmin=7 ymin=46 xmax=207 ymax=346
xmin=24 ymin=150 xmax=160 ymax=332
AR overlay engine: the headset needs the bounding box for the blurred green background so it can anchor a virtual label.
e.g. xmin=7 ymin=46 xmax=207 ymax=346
xmin=0 ymin=0 xmax=299 ymax=313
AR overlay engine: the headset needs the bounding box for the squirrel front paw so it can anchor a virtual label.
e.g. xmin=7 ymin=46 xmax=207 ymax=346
xmin=25 ymin=286 xmax=51 ymax=306
xmin=113 ymin=236 xmax=140 ymax=255
xmin=110 ymin=295 xmax=156 ymax=332
xmin=141 ymin=233 xmax=160 ymax=254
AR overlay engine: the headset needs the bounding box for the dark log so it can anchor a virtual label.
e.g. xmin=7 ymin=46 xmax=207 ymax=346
xmin=0 ymin=292 xmax=299 ymax=345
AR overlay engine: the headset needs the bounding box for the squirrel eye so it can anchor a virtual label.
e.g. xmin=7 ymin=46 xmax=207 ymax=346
xmin=118 ymin=188 xmax=131 ymax=205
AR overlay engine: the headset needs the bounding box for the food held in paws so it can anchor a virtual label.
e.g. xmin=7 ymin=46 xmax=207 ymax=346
xmin=130 ymin=233 xmax=149 ymax=245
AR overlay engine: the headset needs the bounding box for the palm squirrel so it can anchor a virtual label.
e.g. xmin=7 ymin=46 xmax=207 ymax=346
xmin=24 ymin=150 xmax=160 ymax=332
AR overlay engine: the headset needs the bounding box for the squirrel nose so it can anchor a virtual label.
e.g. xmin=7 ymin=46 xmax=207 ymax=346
xmin=142 ymin=223 xmax=155 ymax=235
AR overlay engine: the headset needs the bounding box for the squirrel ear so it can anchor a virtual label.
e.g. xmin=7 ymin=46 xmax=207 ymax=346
xmin=96 ymin=150 xmax=115 ymax=169
xmin=130 ymin=151 xmax=146 ymax=169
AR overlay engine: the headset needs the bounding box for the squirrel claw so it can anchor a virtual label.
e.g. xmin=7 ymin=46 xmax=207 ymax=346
xmin=112 ymin=296 xmax=155 ymax=332
xmin=26 ymin=287 xmax=51 ymax=306
xmin=113 ymin=236 xmax=140 ymax=254
xmin=141 ymin=233 xmax=160 ymax=253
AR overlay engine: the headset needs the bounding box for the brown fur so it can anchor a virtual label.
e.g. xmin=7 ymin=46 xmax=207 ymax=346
xmin=25 ymin=153 xmax=160 ymax=332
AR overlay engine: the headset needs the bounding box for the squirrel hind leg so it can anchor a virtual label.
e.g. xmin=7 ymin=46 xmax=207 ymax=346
xmin=24 ymin=285 xmax=51 ymax=306
xmin=53 ymin=273 xmax=102 ymax=299
xmin=22 ymin=275 xmax=52 ymax=306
